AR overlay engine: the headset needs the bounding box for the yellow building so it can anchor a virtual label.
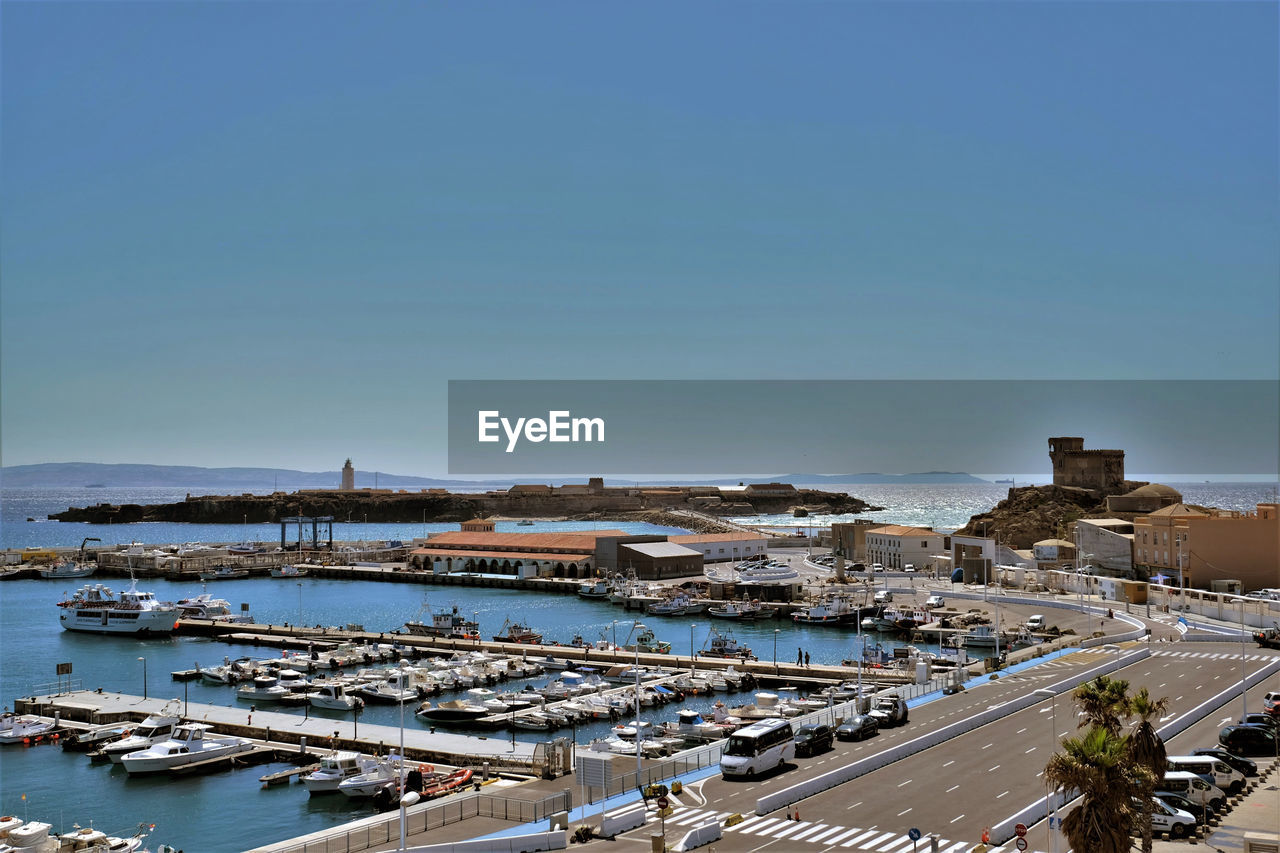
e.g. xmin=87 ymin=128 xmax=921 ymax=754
xmin=1135 ymin=503 xmax=1279 ymax=592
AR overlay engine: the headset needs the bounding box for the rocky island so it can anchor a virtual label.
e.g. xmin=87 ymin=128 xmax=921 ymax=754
xmin=48 ymin=478 xmax=879 ymax=525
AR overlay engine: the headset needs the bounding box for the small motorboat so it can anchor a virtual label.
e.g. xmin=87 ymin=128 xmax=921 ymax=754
xmin=303 ymin=751 xmax=376 ymax=795
xmin=422 ymin=767 xmax=473 ymax=799
xmin=270 ymin=564 xmax=309 ymax=578
xmin=120 ymin=723 xmax=252 ymax=774
xmin=0 ymin=713 xmax=57 ymax=744
xmin=60 ymin=723 xmax=129 ymax=752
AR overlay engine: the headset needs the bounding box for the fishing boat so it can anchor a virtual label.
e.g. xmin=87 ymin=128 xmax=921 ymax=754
xmin=701 ymin=626 xmax=753 ymax=660
xmin=621 ymin=622 xmax=671 ymax=654
xmin=791 ymin=594 xmax=860 ymax=625
xmin=270 ymin=564 xmax=309 ymax=578
xmin=577 ymin=579 xmax=610 ymax=599
xmin=57 ymin=578 xmax=178 ymax=636
xmin=198 ymin=565 xmax=249 ymax=581
xmin=60 ymin=723 xmax=130 ymax=752
xmin=227 ymin=542 xmax=264 ymax=555
xmin=405 ymin=601 xmax=480 ymax=640
xmin=39 ymin=560 xmax=97 ymax=580
xmin=0 ymin=713 xmax=57 ymax=744
xmin=647 ymin=592 xmax=700 ymax=616
xmin=707 ymin=599 xmax=776 ymax=621
xmin=492 ymin=618 xmax=542 ymax=644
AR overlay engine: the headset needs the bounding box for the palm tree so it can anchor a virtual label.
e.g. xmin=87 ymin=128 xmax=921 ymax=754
xmin=1128 ymin=687 xmax=1170 ymax=853
xmin=1045 ymin=726 xmax=1150 ymax=853
xmin=1074 ymin=675 xmax=1131 ymax=736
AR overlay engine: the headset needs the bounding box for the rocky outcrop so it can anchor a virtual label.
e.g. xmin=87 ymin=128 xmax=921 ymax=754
xmin=49 ymin=486 xmax=877 ymax=525
xmin=955 ymin=484 xmax=1105 ymax=549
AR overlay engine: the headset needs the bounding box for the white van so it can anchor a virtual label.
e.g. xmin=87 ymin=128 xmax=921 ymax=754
xmin=1025 ymin=615 xmax=1047 ymax=631
xmin=1157 ymin=771 xmax=1227 ymax=811
xmin=1166 ymin=755 xmax=1245 ymax=794
xmin=1137 ymin=797 xmax=1197 ymax=839
xmin=874 ymin=590 xmax=893 ymax=604
xmin=720 ymin=718 xmax=795 ymax=778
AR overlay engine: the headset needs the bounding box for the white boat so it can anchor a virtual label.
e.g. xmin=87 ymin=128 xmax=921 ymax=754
xmin=337 ymin=754 xmax=404 ymax=798
xmin=308 ymin=680 xmax=363 ymax=711
xmin=227 ymin=542 xmax=264 ymax=555
xmin=4 ymin=821 xmax=53 ymax=851
xmin=647 ymin=592 xmax=700 ymax=616
xmin=961 ymin=624 xmax=1002 ymax=650
xmin=415 ymin=700 xmax=489 ymax=724
xmin=120 ymin=723 xmax=252 ymax=774
xmin=511 ymin=711 xmax=557 ymax=730
xmin=57 ymin=578 xmax=177 ymax=636
xmin=39 ymin=561 xmax=96 ymax=580
xmin=198 ymin=656 xmax=255 ymax=684
xmin=663 ymin=709 xmax=729 ymax=740
xmin=0 ymin=713 xmax=56 ymax=744
xmin=707 ymin=599 xmax=776 ymax=620
xmin=101 ymin=705 xmax=182 ymax=763
xmin=176 ymin=592 xmax=254 ymax=623
xmin=56 ymin=823 xmax=149 ymax=853
xmin=791 ymin=594 xmax=861 ymax=625
xmin=198 ymin=565 xmax=249 ymax=581
xmin=303 ymin=750 xmax=376 ymax=794
xmin=354 ymin=670 xmax=418 ymax=704
xmin=270 ymin=564 xmax=309 ymax=578
xmin=577 ymin=579 xmax=610 ymax=599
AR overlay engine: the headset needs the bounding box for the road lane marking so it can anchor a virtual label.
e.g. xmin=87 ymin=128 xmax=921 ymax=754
xmin=860 ymin=831 xmax=900 ymax=849
xmin=738 ymin=817 xmax=785 ymax=835
xmin=845 ymin=801 xmax=863 ymax=811
xmin=1025 ymin=746 xmax=1036 ymax=753
xmin=897 ymin=779 xmax=912 ymax=787
xmin=841 ymin=829 xmax=882 ymax=847
xmin=942 ymin=760 xmax=955 ymax=767
xmin=806 ymin=826 xmax=847 ymax=844
xmin=997 ymin=790 xmax=1009 ymax=798
xmin=729 ymin=815 xmax=767 ymax=832
xmin=1016 ymin=727 xmax=1027 ymax=734
xmin=946 ymin=785 xmax=960 ymax=792
xmin=897 ymin=808 xmax=911 ymax=816
xmin=950 ymin=814 xmax=965 ymax=823
xmin=989 ymin=765 xmax=1001 ymax=772
xmin=791 ymin=824 xmax=830 ymax=841
xmin=767 ymin=821 xmax=812 ymax=839
xmin=821 ymin=827 xmax=865 ymax=845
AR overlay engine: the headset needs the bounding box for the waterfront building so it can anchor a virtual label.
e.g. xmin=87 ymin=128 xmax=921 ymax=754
xmin=1106 ymin=482 xmax=1183 ymax=514
xmin=409 ymin=530 xmax=623 ymax=578
xmin=618 ymin=541 xmax=703 ymax=579
xmin=1032 ymin=538 xmax=1077 ymax=571
xmin=341 ymin=458 xmax=354 ymax=491
xmin=1135 ymin=502 xmax=1279 ymax=592
xmin=668 ymin=532 xmax=769 ymax=563
xmin=829 ymin=520 xmax=879 ymax=563
xmin=865 ymin=524 xmax=946 ymax=571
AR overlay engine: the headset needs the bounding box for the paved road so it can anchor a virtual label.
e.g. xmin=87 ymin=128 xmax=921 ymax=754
xmin=609 ymin=642 xmax=1280 ymax=853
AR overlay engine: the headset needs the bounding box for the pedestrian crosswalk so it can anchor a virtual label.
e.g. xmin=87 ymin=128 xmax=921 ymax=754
xmin=1150 ymin=649 xmax=1273 ymax=661
xmin=645 ymin=805 xmax=1048 ymax=852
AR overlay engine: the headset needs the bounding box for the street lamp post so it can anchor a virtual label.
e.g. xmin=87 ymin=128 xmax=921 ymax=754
xmin=773 ymin=629 xmax=780 ymax=675
xmin=296 ymin=582 xmax=303 ymax=626
xmin=137 ymin=657 xmax=147 ymax=700
xmin=690 ymin=623 xmax=697 ymax=673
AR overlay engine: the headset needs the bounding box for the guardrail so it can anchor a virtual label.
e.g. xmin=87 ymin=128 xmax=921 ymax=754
xmin=405 ymin=829 xmax=567 ymax=853
xmin=754 ymin=648 xmax=1152 ymax=815
xmin=248 ymin=790 xmax=571 ymax=853
xmin=988 ymin=654 xmax=1280 ymax=846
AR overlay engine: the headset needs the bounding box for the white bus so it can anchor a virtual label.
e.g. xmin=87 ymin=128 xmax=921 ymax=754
xmin=720 ymin=718 xmax=795 ymax=778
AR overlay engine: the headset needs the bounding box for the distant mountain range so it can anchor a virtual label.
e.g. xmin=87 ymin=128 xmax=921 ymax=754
xmin=0 ymin=462 xmax=991 ymax=490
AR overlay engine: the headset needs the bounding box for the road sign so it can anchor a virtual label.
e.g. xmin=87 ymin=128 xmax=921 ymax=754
xmin=1015 ymin=823 xmax=1028 ymax=838
xmin=908 ymin=828 xmax=921 ymax=841
xmin=656 ymin=795 xmax=670 ymax=809
xmin=1015 ymin=838 xmax=1028 ymax=851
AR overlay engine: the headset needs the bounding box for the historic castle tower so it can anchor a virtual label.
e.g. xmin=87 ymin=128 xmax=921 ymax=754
xmin=1048 ymin=437 xmax=1125 ymax=493
xmin=341 ymin=458 xmax=355 ymax=491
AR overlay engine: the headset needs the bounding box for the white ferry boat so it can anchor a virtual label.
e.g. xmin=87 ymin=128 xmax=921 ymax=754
xmin=57 ymin=579 xmax=177 ymax=635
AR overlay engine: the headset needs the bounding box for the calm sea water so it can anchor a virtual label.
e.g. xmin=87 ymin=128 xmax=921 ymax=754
xmin=0 ymin=568 xmax=912 ymax=851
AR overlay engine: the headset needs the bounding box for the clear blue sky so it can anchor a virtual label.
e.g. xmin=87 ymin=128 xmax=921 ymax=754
xmin=2 ymin=1 xmax=1276 ymax=476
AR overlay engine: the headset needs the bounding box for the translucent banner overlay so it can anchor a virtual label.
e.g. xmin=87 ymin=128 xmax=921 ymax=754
xmin=447 ymin=380 xmax=1278 ymax=477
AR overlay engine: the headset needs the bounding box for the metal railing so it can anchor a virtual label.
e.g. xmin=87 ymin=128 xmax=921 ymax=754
xmin=252 ymin=789 xmax=570 ymax=853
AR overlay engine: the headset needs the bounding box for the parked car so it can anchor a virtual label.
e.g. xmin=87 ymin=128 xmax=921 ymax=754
xmin=869 ymin=563 xmax=885 ymax=573
xmin=1191 ymin=747 xmax=1258 ymax=778
xmin=1219 ymin=725 xmax=1280 ymax=756
xmin=1025 ymin=614 xmax=1047 ymax=631
xmin=1158 ymin=771 xmax=1227 ymax=813
xmin=1262 ymin=691 xmax=1280 ymax=713
xmin=793 ymin=724 xmax=834 ymax=757
xmin=868 ymin=697 xmax=908 ymax=728
xmin=836 ymin=714 xmax=879 ymax=742
xmin=874 ymin=591 xmax=893 ymax=604
xmin=925 ymin=595 xmax=945 ymax=608
xmin=1152 ymin=791 xmax=1210 ymax=825
xmin=902 ymin=564 xmax=916 ymax=573
xmin=1133 ymin=796 xmax=1197 ymax=839
xmin=1239 ymin=713 xmax=1278 ymax=733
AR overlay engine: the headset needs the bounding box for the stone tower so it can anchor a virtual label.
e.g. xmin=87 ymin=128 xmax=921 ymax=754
xmin=341 ymin=458 xmax=355 ymax=490
xmin=1048 ymin=437 xmax=1125 ymax=493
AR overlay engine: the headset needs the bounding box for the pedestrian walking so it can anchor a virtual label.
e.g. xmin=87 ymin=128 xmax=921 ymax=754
xmin=804 ymin=651 xmax=810 ymax=667
xmin=797 ymin=647 xmax=803 ymax=665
